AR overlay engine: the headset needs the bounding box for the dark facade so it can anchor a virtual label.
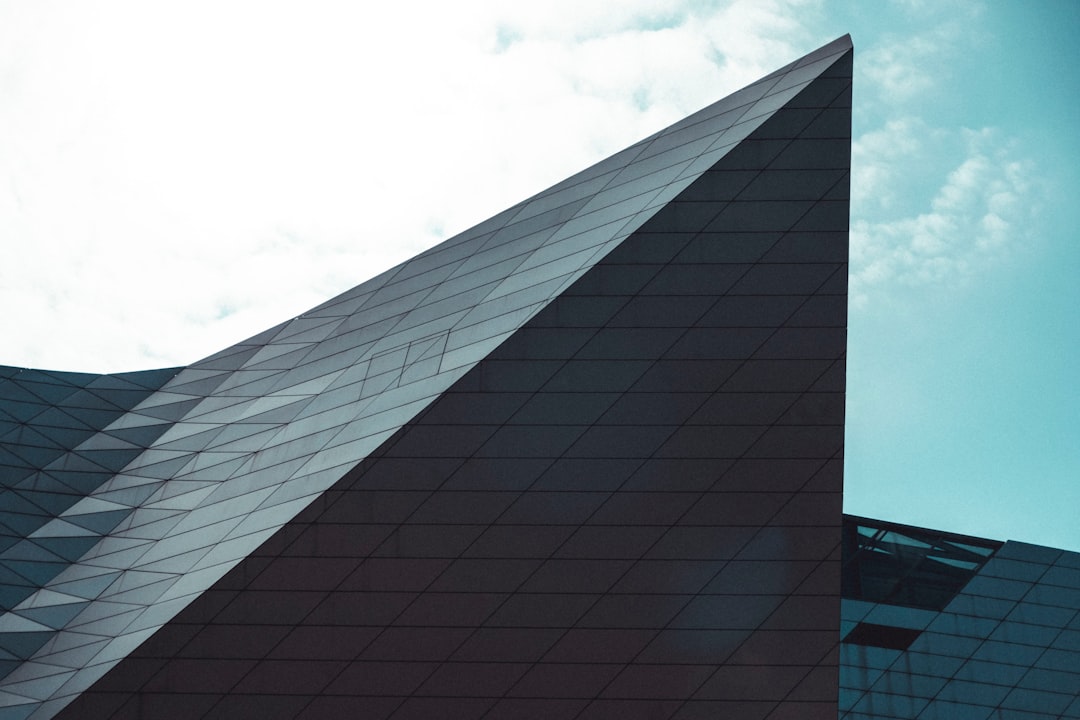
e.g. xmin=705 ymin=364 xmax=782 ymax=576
xmin=1 ymin=33 xmax=1073 ymax=720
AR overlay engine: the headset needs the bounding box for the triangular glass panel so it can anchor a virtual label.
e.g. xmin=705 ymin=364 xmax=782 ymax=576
xmin=189 ymin=344 xmax=263 ymax=372
xmin=4 ymin=491 xmax=71 ymax=518
xmin=242 ymin=341 xmax=319 ymax=367
xmin=266 ymin=369 xmax=346 ymax=399
xmin=69 ymin=434 xmax=140 ymax=453
xmin=28 ymin=637 xmax=107 ymax=672
xmin=48 ymin=572 xmax=121 ymax=602
xmin=0 ymin=632 xmax=53 ymax=661
xmin=15 ymin=383 xmax=79 ymax=407
xmin=0 ymin=539 xmax=71 ymax=564
xmin=0 ymin=560 xmax=66 ymax=588
xmin=211 ymin=369 xmax=289 ymax=397
xmin=127 ymin=399 xmax=201 ymax=423
xmin=27 ymin=521 xmax=98 ymax=540
xmin=35 ymin=471 xmax=112 ymax=497
xmin=242 ymin=345 xmax=318 ymax=372
xmin=270 ymin=315 xmax=348 ymax=344
xmin=147 ymin=480 xmax=218 ymax=504
xmin=12 ymin=604 xmax=88 ymax=632
xmin=88 ymin=369 xmax=178 ymax=393
xmin=114 ymin=512 xmax=186 ymax=542
xmin=92 ymin=485 xmax=159 ymax=509
xmin=57 ymin=511 xmax=130 ymax=536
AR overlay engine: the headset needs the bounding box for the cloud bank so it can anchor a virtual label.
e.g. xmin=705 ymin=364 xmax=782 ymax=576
xmin=0 ymin=0 xmax=1037 ymax=370
xmin=850 ymin=126 xmax=1034 ymax=305
xmin=0 ymin=0 xmax=816 ymax=372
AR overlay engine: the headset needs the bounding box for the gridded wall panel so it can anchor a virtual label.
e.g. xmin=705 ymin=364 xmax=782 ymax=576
xmin=50 ymin=43 xmax=852 ymax=720
xmin=841 ymin=519 xmax=1080 ymax=719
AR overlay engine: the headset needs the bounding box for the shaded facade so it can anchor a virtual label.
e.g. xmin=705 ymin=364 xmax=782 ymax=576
xmin=1 ymin=36 xmax=852 ymax=720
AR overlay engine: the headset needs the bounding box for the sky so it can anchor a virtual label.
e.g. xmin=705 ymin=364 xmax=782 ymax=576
xmin=1 ymin=0 xmax=1077 ymax=552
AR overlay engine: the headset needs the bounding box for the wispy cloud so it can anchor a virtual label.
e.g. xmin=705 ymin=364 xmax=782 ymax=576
xmin=846 ymin=0 xmax=1034 ymax=305
xmin=852 ymin=117 xmax=938 ymax=213
xmin=858 ymin=0 xmax=985 ymax=109
xmin=850 ymin=128 xmax=1034 ymax=304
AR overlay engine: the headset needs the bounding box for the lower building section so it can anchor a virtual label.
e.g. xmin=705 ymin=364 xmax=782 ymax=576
xmin=50 ymin=512 xmax=1080 ymax=720
xmin=841 ymin=516 xmax=1080 ymax=719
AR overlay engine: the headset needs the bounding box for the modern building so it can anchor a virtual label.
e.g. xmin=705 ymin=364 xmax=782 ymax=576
xmin=0 ymin=34 xmax=1076 ymax=720
xmin=841 ymin=516 xmax=1080 ymax=719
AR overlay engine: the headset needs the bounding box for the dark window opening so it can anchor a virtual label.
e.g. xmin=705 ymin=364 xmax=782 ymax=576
xmin=843 ymin=621 xmax=922 ymax=650
xmin=841 ymin=514 xmax=1001 ymax=611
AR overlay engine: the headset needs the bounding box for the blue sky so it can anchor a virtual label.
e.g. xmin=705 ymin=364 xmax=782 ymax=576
xmin=835 ymin=0 xmax=1080 ymax=551
xmin=1 ymin=1 xmax=1077 ymax=551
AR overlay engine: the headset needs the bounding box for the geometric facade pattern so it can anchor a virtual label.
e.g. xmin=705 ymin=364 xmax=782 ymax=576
xmin=0 ymin=367 xmax=180 ymax=653
xmin=1 ymin=35 xmax=854 ymax=720
xmin=3 ymin=33 xmax=1077 ymax=720
xmin=55 ymin=30 xmax=852 ymax=706
xmin=841 ymin=517 xmax=1080 ymax=719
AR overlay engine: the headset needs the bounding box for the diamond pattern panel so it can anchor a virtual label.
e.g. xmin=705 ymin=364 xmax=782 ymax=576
xmin=0 ymin=367 xmax=178 ymax=635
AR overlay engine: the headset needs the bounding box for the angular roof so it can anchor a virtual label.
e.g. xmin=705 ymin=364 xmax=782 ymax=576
xmin=0 ymin=35 xmax=853 ymax=719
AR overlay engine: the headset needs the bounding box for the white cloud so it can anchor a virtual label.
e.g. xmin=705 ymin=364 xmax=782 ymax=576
xmin=845 ymin=0 xmax=1033 ymax=307
xmin=858 ymin=1 xmax=985 ymax=109
xmin=851 ymin=117 xmax=934 ymax=212
xmin=850 ymin=128 xmax=1034 ymax=305
xmin=861 ymin=36 xmax=939 ymax=104
xmin=0 ymin=0 xmax=819 ymax=373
